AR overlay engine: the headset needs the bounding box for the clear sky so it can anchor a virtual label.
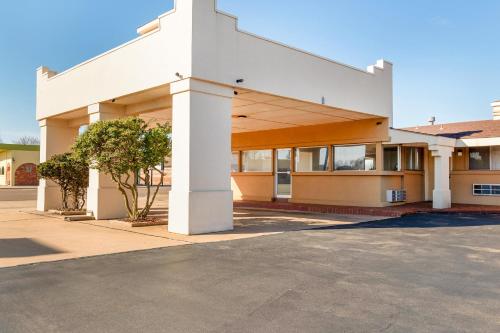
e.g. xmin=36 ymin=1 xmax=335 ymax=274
xmin=0 ymin=0 xmax=498 ymax=143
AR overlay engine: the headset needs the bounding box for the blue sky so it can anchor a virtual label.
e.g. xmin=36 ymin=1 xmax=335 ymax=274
xmin=0 ymin=0 xmax=498 ymax=142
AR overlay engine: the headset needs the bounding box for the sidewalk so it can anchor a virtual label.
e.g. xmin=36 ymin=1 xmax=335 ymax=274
xmin=234 ymin=200 xmax=500 ymax=217
xmin=0 ymin=201 xmax=383 ymax=268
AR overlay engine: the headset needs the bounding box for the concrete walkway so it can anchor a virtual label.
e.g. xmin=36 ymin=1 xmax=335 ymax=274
xmin=0 ymin=200 xmax=383 ymax=268
xmin=235 ymin=200 xmax=500 ymax=217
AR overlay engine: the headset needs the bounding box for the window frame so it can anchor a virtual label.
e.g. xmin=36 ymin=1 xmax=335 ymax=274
xmin=490 ymin=146 xmax=500 ymax=171
xmin=468 ymin=146 xmax=491 ymax=171
xmin=383 ymin=145 xmax=401 ymax=172
xmin=333 ymin=144 xmax=377 ymax=171
xmin=404 ymin=147 xmax=424 ymax=171
xmin=473 ymin=184 xmax=500 ymax=196
xmin=231 ymin=151 xmax=240 ymax=173
xmin=241 ymin=149 xmax=273 ymax=173
xmin=294 ymin=146 xmax=330 ymax=172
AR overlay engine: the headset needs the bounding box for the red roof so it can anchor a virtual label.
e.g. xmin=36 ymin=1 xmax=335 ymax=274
xmin=401 ymin=119 xmax=500 ymax=139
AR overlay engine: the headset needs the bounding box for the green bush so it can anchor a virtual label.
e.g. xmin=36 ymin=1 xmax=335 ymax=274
xmin=73 ymin=117 xmax=171 ymax=221
xmin=38 ymin=153 xmax=89 ymax=211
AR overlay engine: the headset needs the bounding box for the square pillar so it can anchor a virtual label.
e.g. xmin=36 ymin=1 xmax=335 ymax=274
xmin=168 ymin=79 xmax=234 ymax=235
xmin=429 ymin=145 xmax=454 ymax=209
xmin=37 ymin=119 xmax=79 ymax=211
xmin=86 ymin=103 xmax=128 ymax=220
xmin=375 ymin=142 xmax=384 ymax=171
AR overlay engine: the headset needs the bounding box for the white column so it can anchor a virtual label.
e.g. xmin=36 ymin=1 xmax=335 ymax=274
xmin=86 ymin=103 xmax=128 ymax=220
xmin=37 ymin=119 xmax=79 ymax=211
xmin=423 ymin=148 xmax=432 ymax=201
xmin=429 ymin=145 xmax=454 ymax=209
xmin=168 ymin=79 xmax=234 ymax=235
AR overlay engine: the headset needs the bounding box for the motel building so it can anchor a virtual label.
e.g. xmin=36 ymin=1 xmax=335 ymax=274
xmin=0 ymin=144 xmax=40 ymax=187
xmin=36 ymin=0 xmax=500 ymax=235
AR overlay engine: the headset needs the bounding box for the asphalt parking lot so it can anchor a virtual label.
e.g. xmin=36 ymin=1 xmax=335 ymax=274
xmin=1 ymin=213 xmax=500 ymax=332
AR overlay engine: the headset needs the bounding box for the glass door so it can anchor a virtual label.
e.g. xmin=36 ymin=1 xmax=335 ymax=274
xmin=275 ymin=149 xmax=292 ymax=198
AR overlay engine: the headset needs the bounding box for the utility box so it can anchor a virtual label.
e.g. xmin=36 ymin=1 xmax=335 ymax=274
xmin=387 ymin=190 xmax=407 ymax=203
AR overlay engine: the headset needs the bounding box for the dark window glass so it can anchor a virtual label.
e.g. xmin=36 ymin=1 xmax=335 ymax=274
xmin=473 ymin=184 xmax=500 ymax=196
xmin=405 ymin=147 xmax=424 ymax=171
xmin=334 ymin=145 xmax=376 ymax=171
xmin=384 ymin=146 xmax=399 ymax=171
xmin=469 ymin=147 xmax=490 ymax=170
xmin=295 ymin=147 xmax=329 ymax=172
xmin=242 ymin=150 xmax=273 ymax=172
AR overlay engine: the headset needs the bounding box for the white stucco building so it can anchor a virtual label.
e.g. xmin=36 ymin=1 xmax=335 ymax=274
xmin=36 ymin=0 xmax=499 ymax=234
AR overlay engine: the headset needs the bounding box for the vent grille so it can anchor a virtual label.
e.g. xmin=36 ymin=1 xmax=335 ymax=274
xmin=473 ymin=184 xmax=500 ymax=196
xmin=386 ymin=190 xmax=407 ymax=203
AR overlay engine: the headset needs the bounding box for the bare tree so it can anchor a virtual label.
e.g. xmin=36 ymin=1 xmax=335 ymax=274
xmin=14 ymin=136 xmax=40 ymax=145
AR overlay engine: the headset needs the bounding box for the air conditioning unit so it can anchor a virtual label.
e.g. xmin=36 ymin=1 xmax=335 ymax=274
xmin=386 ymin=189 xmax=407 ymax=203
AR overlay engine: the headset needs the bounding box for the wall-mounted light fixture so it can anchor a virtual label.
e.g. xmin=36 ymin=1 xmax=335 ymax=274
xmin=175 ymin=72 xmax=184 ymax=79
xmin=236 ymin=79 xmax=244 ymax=84
xmin=376 ymin=121 xmax=383 ymax=125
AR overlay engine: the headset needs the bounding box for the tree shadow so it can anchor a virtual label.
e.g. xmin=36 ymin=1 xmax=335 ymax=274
xmin=0 ymin=238 xmax=64 ymax=258
xmin=145 ymin=208 xmax=358 ymax=234
xmin=316 ymin=213 xmax=500 ymax=230
xmin=224 ymin=210 xmax=364 ymax=234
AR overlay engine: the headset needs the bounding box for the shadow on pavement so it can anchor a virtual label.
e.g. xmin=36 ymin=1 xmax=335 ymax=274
xmin=143 ymin=209 xmax=360 ymax=235
xmin=0 ymin=238 xmax=64 ymax=258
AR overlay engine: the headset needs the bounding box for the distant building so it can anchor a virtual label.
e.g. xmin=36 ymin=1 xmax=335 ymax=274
xmin=0 ymin=144 xmax=40 ymax=186
xmin=401 ymin=102 xmax=500 ymax=206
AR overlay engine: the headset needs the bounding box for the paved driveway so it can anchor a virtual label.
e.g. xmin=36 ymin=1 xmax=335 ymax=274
xmin=0 ymin=200 xmax=376 ymax=268
xmin=1 ymin=213 xmax=499 ymax=332
xmin=0 ymin=187 xmax=37 ymax=201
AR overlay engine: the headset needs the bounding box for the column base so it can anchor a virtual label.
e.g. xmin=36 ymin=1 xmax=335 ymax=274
xmin=87 ymin=187 xmax=128 ymax=220
xmin=432 ymin=189 xmax=451 ymax=209
xmin=168 ymin=190 xmax=233 ymax=235
xmin=37 ymin=183 xmax=62 ymax=211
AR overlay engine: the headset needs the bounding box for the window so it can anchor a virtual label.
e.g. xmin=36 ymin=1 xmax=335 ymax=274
xmin=405 ymin=147 xmax=424 ymax=171
xmin=231 ymin=152 xmax=240 ymax=172
xmin=384 ymin=146 xmax=400 ymax=171
xmin=295 ymin=147 xmax=329 ymax=172
xmin=492 ymin=146 xmax=500 ymax=170
xmin=334 ymin=144 xmax=376 ymax=171
xmin=0 ymin=166 xmax=4 ymax=175
xmin=242 ymin=150 xmax=272 ymax=172
xmin=473 ymin=184 xmax=500 ymax=196
xmin=469 ymin=147 xmax=490 ymax=170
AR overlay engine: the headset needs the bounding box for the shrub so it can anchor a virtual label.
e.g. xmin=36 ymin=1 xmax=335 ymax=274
xmin=38 ymin=153 xmax=89 ymax=211
xmin=73 ymin=117 xmax=171 ymax=221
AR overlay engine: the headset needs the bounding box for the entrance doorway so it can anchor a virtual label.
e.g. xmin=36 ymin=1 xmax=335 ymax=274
xmin=275 ymin=148 xmax=292 ymax=198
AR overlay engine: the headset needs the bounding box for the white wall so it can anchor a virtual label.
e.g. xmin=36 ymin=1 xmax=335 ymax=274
xmin=37 ymin=0 xmax=393 ymax=122
xmin=36 ymin=7 xmax=191 ymax=120
xmin=191 ymin=2 xmax=392 ymax=119
xmin=0 ymin=151 xmax=11 ymax=186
